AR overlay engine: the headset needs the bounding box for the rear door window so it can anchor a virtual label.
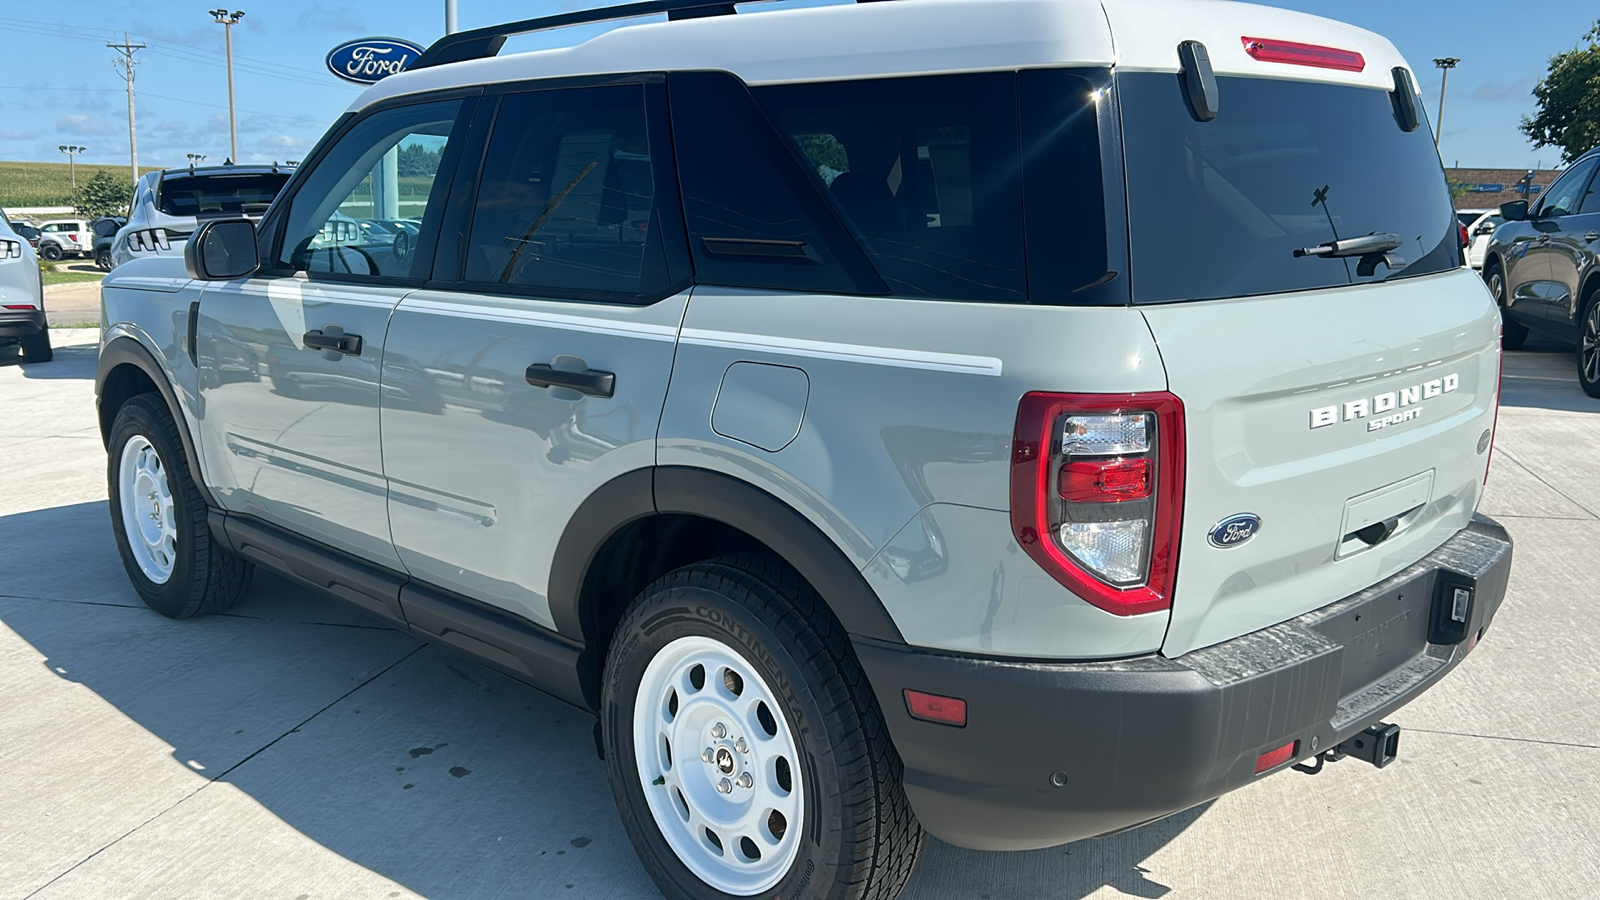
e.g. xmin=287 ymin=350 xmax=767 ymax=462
xmin=1118 ymin=73 xmax=1460 ymax=303
xmin=1537 ymin=157 xmax=1600 ymax=218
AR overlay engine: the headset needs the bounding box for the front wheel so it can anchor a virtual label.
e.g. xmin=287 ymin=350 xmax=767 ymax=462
xmin=1579 ymin=293 xmax=1600 ymax=399
xmin=1485 ymin=263 xmax=1528 ymax=351
xmin=603 ymin=555 xmax=923 ymax=900
xmin=108 ymin=394 xmax=253 ymax=617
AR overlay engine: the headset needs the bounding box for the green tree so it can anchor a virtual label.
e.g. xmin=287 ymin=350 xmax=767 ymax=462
xmin=72 ymin=169 xmax=133 ymax=219
xmin=1521 ymin=20 xmax=1600 ymax=163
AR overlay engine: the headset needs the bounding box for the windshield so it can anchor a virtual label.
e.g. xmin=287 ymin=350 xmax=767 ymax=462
xmin=157 ymin=172 xmax=290 ymax=218
xmin=1119 ymin=73 xmax=1459 ymax=304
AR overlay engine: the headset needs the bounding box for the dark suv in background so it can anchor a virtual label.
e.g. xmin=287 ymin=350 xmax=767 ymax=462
xmin=1482 ymin=146 xmax=1600 ymax=396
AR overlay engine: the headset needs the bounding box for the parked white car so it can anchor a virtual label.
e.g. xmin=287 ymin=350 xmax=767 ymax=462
xmin=36 ymin=219 xmax=92 ymax=261
xmin=0 ymin=209 xmax=51 ymax=361
xmin=1463 ymin=211 xmax=1503 ymax=270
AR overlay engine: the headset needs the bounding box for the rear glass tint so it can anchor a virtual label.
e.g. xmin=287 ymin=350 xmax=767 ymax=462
xmin=1118 ymin=73 xmax=1459 ymax=304
xmin=158 ymin=173 xmax=290 ymax=217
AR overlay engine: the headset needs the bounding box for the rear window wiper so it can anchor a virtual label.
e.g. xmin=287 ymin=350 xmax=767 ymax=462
xmin=1294 ymin=232 xmax=1406 ymax=277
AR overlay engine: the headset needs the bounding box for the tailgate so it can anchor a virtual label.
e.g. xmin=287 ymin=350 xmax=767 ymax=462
xmin=1143 ymin=267 xmax=1500 ymax=656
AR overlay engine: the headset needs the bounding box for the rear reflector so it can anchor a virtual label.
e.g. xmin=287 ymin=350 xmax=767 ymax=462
xmin=1255 ymin=740 xmax=1299 ymax=774
xmin=904 ymin=689 xmax=967 ymax=727
xmin=1242 ymin=36 xmax=1365 ymax=72
xmin=4 ymin=304 xmax=38 ymax=310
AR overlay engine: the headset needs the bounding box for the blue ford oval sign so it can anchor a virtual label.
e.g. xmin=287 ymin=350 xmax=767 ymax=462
xmin=1208 ymin=514 xmax=1261 ymax=548
xmin=326 ymin=37 xmax=425 ymax=85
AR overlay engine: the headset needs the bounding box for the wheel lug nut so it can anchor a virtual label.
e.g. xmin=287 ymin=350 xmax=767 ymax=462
xmin=701 ymin=748 xmax=716 ymax=764
xmin=734 ymin=738 xmax=747 ymax=753
xmin=711 ymin=723 xmax=727 ymax=739
xmin=737 ymin=772 xmax=753 ymax=789
xmin=717 ymin=777 xmax=732 ymax=794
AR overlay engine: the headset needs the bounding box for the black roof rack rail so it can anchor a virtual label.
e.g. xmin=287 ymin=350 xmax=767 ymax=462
xmin=411 ymin=0 xmax=883 ymax=71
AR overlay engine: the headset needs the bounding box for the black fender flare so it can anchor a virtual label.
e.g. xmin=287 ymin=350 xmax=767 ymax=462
xmin=97 ymin=335 xmax=218 ymax=508
xmin=547 ymin=466 xmax=906 ymax=647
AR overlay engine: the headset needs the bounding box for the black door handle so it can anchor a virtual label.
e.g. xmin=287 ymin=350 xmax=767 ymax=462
xmin=303 ymin=329 xmax=363 ymax=356
xmin=525 ymin=363 xmax=614 ymax=397
xmin=1586 ymin=231 xmax=1600 ymax=243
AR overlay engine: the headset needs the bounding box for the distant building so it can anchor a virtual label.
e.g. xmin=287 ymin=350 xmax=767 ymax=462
xmin=1445 ymin=167 xmax=1563 ymax=210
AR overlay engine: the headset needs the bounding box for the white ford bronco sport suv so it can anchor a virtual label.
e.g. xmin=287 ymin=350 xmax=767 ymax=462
xmin=97 ymin=1 xmax=1513 ymax=897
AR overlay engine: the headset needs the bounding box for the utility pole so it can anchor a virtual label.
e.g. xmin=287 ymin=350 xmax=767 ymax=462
xmin=58 ymin=145 xmax=85 ymax=190
xmin=108 ymin=34 xmax=146 ymax=188
xmin=210 ymin=9 xmax=245 ymax=163
xmin=446 ymin=0 xmax=458 ymax=34
xmin=1432 ymin=57 xmax=1459 ymax=150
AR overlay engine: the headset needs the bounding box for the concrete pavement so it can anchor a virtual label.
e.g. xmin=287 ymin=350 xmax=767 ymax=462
xmin=1 ymin=330 xmax=1597 ymax=899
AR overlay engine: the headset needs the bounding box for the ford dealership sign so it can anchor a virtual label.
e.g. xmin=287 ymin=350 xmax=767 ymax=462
xmin=326 ymin=37 xmax=425 ymax=85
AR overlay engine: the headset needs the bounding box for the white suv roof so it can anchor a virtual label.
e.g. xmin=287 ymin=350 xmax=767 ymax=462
xmin=355 ymin=0 xmax=1407 ymax=111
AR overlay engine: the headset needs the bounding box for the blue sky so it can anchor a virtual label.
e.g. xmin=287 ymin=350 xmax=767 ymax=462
xmin=0 ymin=0 xmax=1594 ymax=171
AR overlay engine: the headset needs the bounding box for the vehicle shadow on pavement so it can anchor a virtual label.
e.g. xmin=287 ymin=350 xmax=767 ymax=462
xmin=1 ymin=499 xmax=1202 ymax=898
xmin=0 ymin=339 xmax=96 ymax=379
xmin=1502 ymin=338 xmax=1600 ymax=414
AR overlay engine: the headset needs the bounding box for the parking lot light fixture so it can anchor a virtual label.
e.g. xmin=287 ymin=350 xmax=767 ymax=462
xmin=1432 ymin=57 xmax=1460 ymax=150
xmin=187 ymin=153 xmax=206 ymax=170
xmin=210 ymin=9 xmax=246 ymax=164
xmin=58 ymin=145 xmax=85 ymax=190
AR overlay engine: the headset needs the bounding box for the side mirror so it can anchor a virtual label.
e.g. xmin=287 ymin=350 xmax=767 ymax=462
xmin=185 ymin=219 xmax=260 ymax=280
xmin=1475 ymin=222 xmax=1496 ymax=236
xmin=1499 ymin=200 xmax=1528 ymax=222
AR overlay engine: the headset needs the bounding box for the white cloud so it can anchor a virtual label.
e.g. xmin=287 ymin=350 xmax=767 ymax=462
xmin=55 ymin=114 xmax=117 ymax=136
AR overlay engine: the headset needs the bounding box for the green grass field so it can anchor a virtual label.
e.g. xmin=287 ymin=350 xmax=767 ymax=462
xmin=0 ymin=161 xmax=160 ymax=210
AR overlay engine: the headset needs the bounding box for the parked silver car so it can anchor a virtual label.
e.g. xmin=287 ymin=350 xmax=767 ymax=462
xmin=110 ymin=164 xmax=292 ymax=269
xmin=0 ymin=209 xmax=50 ymax=361
xmin=97 ymin=1 xmax=1513 ymax=897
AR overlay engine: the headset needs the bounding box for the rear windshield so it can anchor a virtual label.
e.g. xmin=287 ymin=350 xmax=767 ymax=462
xmin=157 ymin=172 xmax=290 ymax=217
xmin=1118 ymin=73 xmax=1459 ymax=304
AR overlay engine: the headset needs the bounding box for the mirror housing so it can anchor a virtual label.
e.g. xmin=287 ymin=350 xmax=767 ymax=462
xmin=185 ymin=219 xmax=260 ymax=280
xmin=1474 ymin=222 xmax=1496 ymax=236
xmin=1499 ymin=200 xmax=1528 ymax=222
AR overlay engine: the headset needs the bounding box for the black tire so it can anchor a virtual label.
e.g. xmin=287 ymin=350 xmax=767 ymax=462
xmin=96 ymin=247 xmax=113 ymax=271
xmin=19 ymin=327 xmax=52 ymax=363
xmin=1579 ymin=291 xmax=1600 ymax=399
xmin=1485 ymin=262 xmax=1528 ymax=350
xmin=107 ymin=394 xmax=253 ymax=618
xmin=603 ymin=554 xmax=924 ymax=900
xmin=40 ymin=242 xmax=62 ymax=261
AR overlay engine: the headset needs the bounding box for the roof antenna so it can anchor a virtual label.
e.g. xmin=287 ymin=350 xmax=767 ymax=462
xmin=1177 ymin=41 xmax=1218 ymax=122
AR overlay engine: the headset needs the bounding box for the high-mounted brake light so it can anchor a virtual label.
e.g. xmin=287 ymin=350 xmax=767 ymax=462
xmin=1011 ymin=392 xmax=1185 ymax=616
xmin=1242 ymin=36 xmax=1365 ymax=72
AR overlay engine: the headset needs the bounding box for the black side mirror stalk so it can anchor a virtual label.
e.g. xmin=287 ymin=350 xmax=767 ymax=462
xmin=1499 ymin=200 xmax=1529 ymax=222
xmin=185 ymin=219 xmax=260 ymax=280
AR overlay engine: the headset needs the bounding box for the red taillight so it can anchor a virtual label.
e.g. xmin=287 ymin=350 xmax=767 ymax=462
xmin=1458 ymin=222 xmax=1470 ymax=251
xmin=1242 ymin=36 xmax=1366 ymax=72
xmin=1059 ymin=457 xmax=1152 ymax=503
xmin=1254 ymin=740 xmax=1299 ymax=774
xmin=1485 ymin=336 xmax=1502 ymax=484
xmin=1011 ymin=392 xmax=1185 ymax=617
xmin=903 ymin=689 xmax=967 ymax=727
xmin=4 ymin=304 xmax=37 ymax=310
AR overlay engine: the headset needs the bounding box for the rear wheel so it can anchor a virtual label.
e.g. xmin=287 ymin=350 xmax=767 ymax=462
xmin=39 ymin=242 xmax=62 ymax=261
xmin=95 ymin=247 xmax=113 ymax=271
xmin=603 ymin=555 xmax=923 ymax=900
xmin=1579 ymin=292 xmax=1600 ymax=399
xmin=1486 ymin=262 xmax=1528 ymax=350
xmin=19 ymin=327 xmax=52 ymax=363
xmin=108 ymin=394 xmax=253 ymax=617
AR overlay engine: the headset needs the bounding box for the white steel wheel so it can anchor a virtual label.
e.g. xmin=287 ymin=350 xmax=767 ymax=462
xmin=633 ymin=635 xmax=805 ymax=896
xmin=118 ymin=434 xmax=177 ymax=584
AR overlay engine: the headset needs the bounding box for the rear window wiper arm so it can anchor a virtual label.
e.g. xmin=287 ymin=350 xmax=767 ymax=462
xmin=1294 ymin=232 xmax=1407 ymax=277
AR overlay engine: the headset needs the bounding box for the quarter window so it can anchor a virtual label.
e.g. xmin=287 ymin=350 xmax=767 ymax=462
xmin=276 ymin=99 xmax=464 ymax=280
xmin=462 ymin=85 xmax=668 ymax=300
xmin=1535 ymin=157 xmax=1599 ymax=218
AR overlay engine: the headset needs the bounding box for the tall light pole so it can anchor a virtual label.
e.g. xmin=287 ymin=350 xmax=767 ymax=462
xmin=108 ymin=34 xmax=145 ymax=188
xmin=210 ymin=9 xmax=245 ymax=164
xmin=58 ymin=145 xmax=85 ymax=190
xmin=1432 ymin=57 xmax=1459 ymax=150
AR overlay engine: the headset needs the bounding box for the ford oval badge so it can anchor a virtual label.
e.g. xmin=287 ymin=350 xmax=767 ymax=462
xmin=326 ymin=37 xmax=426 ymax=85
xmin=1208 ymin=514 xmax=1261 ymax=548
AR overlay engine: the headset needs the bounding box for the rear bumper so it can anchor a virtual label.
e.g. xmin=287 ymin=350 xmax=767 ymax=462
xmin=854 ymin=514 xmax=1512 ymax=851
xmin=0 ymin=309 xmax=47 ymax=339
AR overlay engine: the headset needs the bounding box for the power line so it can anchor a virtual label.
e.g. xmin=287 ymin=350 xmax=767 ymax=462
xmin=0 ymin=16 xmax=334 ymax=79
